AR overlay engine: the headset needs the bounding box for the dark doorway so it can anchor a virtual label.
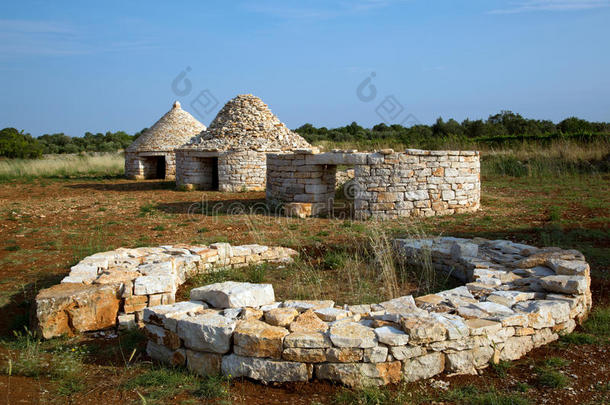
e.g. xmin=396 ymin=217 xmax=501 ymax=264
xmin=211 ymin=157 xmax=219 ymax=190
xmin=155 ymin=156 xmax=166 ymax=179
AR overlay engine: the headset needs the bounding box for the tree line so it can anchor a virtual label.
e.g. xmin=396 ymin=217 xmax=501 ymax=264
xmin=294 ymin=111 xmax=610 ymax=147
xmin=2 ymin=111 xmax=609 ymax=159
xmin=0 ymin=128 xmax=146 ymax=159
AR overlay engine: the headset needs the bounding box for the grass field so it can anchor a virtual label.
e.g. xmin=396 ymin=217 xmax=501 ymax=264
xmin=0 ymin=153 xmax=124 ymax=181
xmin=0 ymin=140 xmax=608 ymax=404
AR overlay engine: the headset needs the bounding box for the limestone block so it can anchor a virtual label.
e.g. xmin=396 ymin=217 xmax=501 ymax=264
xmin=364 ymin=346 xmax=389 ymax=363
xmin=34 ymin=283 xmax=121 ymax=339
xmin=133 ymin=276 xmax=175 ymax=295
xmin=402 ymin=352 xmax=445 ymax=382
xmin=326 ymin=347 xmax=363 ymax=362
xmin=513 ymin=300 xmax=570 ymax=328
xmin=315 ymin=362 xmax=401 ymax=387
xmin=283 ymin=300 xmax=334 ymax=312
xmin=221 ymin=354 xmax=311 ymax=383
xmin=289 ymin=310 xmax=329 ymax=333
xmin=282 ymin=348 xmax=327 ymax=363
xmin=145 ymin=323 xmax=181 ymax=350
xmin=146 ymin=341 xmax=186 ymax=367
xmin=186 ymin=350 xmax=222 ymax=377
xmin=190 ymin=281 xmax=275 ymax=308
xmin=314 ymin=307 xmax=351 ymax=322
xmin=283 ymin=331 xmax=332 ymax=348
xmin=176 ymin=313 xmax=236 ymax=353
xmin=142 ymin=300 xmax=209 ymax=332
xmin=233 ymin=320 xmax=289 ymax=359
xmin=540 ymin=275 xmax=587 ymax=294
xmin=329 ymin=322 xmax=378 ymax=348
xmin=374 ymin=326 xmax=409 ymax=346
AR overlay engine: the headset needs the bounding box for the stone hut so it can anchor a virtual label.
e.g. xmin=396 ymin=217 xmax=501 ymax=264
xmin=175 ymin=94 xmax=311 ymax=192
xmin=125 ymin=101 xmax=206 ymax=180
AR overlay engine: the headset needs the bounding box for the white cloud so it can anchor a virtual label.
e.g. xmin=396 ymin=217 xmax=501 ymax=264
xmin=489 ymin=0 xmax=610 ymax=14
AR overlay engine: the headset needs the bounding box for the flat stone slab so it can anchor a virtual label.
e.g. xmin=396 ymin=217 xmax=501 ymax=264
xmin=329 ymin=322 xmax=377 ymax=348
xmin=221 ymin=354 xmax=311 ymax=383
xmin=191 ymin=281 xmax=275 ymax=308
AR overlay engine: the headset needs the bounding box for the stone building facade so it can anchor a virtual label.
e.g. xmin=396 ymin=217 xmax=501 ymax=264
xmin=175 ymin=95 xmax=311 ymax=191
xmin=266 ymin=148 xmax=480 ymax=219
xmin=125 ymin=101 xmax=206 ymax=180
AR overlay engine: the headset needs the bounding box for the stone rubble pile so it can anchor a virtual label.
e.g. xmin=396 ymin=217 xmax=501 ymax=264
xmin=33 ymin=243 xmax=298 ymax=339
xmin=143 ymin=237 xmax=591 ymax=387
xmin=184 ymin=94 xmax=311 ymax=152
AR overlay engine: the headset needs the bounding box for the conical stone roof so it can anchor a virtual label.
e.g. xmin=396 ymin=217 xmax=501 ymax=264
xmin=127 ymin=101 xmax=206 ymax=153
xmin=184 ymin=94 xmax=311 ymax=151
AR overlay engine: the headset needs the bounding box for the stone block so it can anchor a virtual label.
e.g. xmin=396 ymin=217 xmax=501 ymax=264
xmin=221 ymin=354 xmax=311 ymax=383
xmin=190 ymin=282 xmax=275 ymax=308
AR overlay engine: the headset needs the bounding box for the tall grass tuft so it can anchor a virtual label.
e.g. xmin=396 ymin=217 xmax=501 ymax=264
xmin=0 ymin=152 xmax=124 ymax=181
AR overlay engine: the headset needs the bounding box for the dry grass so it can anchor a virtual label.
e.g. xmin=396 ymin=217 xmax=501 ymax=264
xmin=0 ymin=153 xmax=124 ymax=181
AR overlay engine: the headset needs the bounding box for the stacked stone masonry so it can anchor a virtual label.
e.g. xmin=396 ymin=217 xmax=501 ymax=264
xmin=143 ymin=237 xmax=591 ymax=387
xmin=32 ymin=243 xmax=298 ymax=339
xmin=175 ymin=149 xmax=270 ymax=192
xmin=266 ymin=148 xmax=480 ymax=219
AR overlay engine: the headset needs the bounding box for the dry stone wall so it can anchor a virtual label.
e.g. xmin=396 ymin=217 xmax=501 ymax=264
xmin=143 ymin=237 xmax=591 ymax=387
xmin=125 ymin=151 xmax=177 ymax=180
xmin=175 ymin=149 xmax=269 ymax=191
xmin=266 ymin=148 xmax=480 ymax=219
xmin=33 ymin=243 xmax=298 ymax=339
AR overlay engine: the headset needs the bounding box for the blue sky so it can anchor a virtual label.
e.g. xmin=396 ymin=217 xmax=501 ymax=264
xmin=1 ymin=0 xmax=609 ymax=136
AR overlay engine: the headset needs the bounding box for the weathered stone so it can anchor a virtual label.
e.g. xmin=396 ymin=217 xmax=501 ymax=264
xmin=221 ymin=354 xmax=311 ymax=383
xmin=513 ymin=300 xmax=570 ymax=328
xmin=457 ymin=301 xmax=514 ymax=319
xmin=499 ymin=336 xmax=533 ymax=361
xmin=465 ymin=319 xmax=502 ymax=336
xmin=402 ymin=352 xmax=445 ymax=382
xmin=238 ymin=307 xmax=264 ymax=321
xmin=146 ymin=341 xmax=186 ymax=366
xmin=486 ymin=291 xmax=536 ymax=307
xmin=233 ymin=320 xmax=289 ymax=359
xmin=186 ymin=350 xmax=222 ymax=376
xmin=134 ymin=275 xmax=175 ymax=295
xmin=283 ymin=331 xmax=332 ymax=348
xmin=34 ymin=283 xmax=121 ymax=339
xmin=540 ymin=275 xmax=587 ymax=295
xmin=329 ymin=322 xmax=377 ymax=348
xmin=282 ymin=348 xmax=326 ymax=363
xmin=374 ymin=326 xmax=409 ymax=346
xmin=326 ymin=347 xmax=363 ymax=362
xmin=546 ymin=258 xmax=589 ymax=276
xmin=190 ymin=281 xmax=275 ymax=308
xmin=400 ymin=316 xmax=447 ymax=344
xmin=145 ymin=324 xmax=181 ymax=350
xmin=289 ymin=310 xmax=329 ymax=333
xmin=315 ymin=362 xmax=401 ymax=387
xmin=390 ymin=345 xmax=426 ymax=360
xmin=364 ymin=346 xmax=389 ymax=363
xmin=264 ymin=307 xmax=299 ymax=327
xmin=314 ymin=307 xmax=350 ymax=322
xmin=176 ymin=313 xmax=236 ymax=353
xmin=143 ymin=301 xmax=209 ymax=332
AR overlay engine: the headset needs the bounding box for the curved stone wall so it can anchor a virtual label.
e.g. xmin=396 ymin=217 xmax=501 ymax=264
xmin=142 ymin=237 xmax=591 ymax=387
xmin=32 ymin=243 xmax=298 ymax=339
xmin=125 ymin=151 xmax=177 ymax=180
xmin=266 ymin=149 xmax=480 ymax=219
